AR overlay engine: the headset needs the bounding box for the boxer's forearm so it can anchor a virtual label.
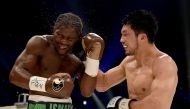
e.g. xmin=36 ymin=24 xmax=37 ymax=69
xmin=81 ymin=33 xmax=104 ymax=97
xmin=9 ymin=66 xmax=32 ymax=89
xmin=80 ymin=74 xmax=97 ymax=97
xmin=96 ymin=71 xmax=109 ymax=92
xmin=96 ymin=69 xmax=126 ymax=92
xmin=129 ymin=93 xmax=171 ymax=109
xmin=129 ymin=99 xmax=160 ymax=109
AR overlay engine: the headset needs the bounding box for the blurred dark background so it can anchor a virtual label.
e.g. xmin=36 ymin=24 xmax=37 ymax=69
xmin=0 ymin=0 xmax=190 ymax=109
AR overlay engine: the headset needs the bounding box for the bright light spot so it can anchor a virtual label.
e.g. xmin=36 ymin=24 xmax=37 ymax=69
xmin=83 ymin=100 xmax=87 ymax=105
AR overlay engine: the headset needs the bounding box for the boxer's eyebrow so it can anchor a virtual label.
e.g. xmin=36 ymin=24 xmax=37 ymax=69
xmin=121 ymin=30 xmax=128 ymax=34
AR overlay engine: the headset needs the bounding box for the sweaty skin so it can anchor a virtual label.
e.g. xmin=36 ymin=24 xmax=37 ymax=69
xmin=10 ymin=26 xmax=96 ymax=98
xmin=96 ymin=25 xmax=178 ymax=109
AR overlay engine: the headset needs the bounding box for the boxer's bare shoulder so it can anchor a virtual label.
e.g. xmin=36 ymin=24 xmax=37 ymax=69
xmin=120 ymin=56 xmax=134 ymax=66
xmin=153 ymin=53 xmax=178 ymax=76
xmin=25 ymin=35 xmax=52 ymax=55
xmin=120 ymin=56 xmax=136 ymax=72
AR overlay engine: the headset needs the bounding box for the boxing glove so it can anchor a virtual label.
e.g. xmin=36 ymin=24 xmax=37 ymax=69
xmin=29 ymin=73 xmax=74 ymax=98
xmin=82 ymin=33 xmax=105 ymax=77
xmin=82 ymin=33 xmax=105 ymax=60
xmin=107 ymin=96 xmax=133 ymax=109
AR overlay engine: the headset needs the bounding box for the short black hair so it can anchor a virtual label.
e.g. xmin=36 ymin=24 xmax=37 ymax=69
xmin=54 ymin=12 xmax=83 ymax=35
xmin=122 ymin=10 xmax=158 ymax=43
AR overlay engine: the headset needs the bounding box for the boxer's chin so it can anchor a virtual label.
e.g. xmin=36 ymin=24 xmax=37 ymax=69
xmin=124 ymin=50 xmax=129 ymax=55
xmin=58 ymin=49 xmax=68 ymax=55
xmin=125 ymin=51 xmax=132 ymax=56
xmin=125 ymin=52 xmax=130 ymax=55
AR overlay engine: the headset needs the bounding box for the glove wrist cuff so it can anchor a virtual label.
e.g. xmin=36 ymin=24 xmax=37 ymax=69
xmin=118 ymin=98 xmax=132 ymax=109
xmin=85 ymin=57 xmax=99 ymax=77
xmin=107 ymin=96 xmax=136 ymax=109
xmin=29 ymin=76 xmax=47 ymax=92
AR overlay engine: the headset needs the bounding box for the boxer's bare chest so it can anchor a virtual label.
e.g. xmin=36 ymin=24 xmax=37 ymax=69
xmin=37 ymin=48 xmax=80 ymax=78
xmin=125 ymin=60 xmax=155 ymax=100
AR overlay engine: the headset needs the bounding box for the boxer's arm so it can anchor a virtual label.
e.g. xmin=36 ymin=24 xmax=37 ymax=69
xmin=80 ymin=74 xmax=97 ymax=97
xmin=79 ymin=33 xmax=104 ymax=97
xmin=9 ymin=36 xmax=45 ymax=89
xmin=74 ymin=62 xmax=97 ymax=97
xmin=130 ymin=56 xmax=178 ymax=109
xmin=96 ymin=59 xmax=126 ymax=92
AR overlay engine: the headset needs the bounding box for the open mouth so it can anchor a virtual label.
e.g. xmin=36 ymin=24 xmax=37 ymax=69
xmin=123 ymin=45 xmax=128 ymax=48
xmin=58 ymin=44 xmax=69 ymax=50
xmin=56 ymin=44 xmax=70 ymax=54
